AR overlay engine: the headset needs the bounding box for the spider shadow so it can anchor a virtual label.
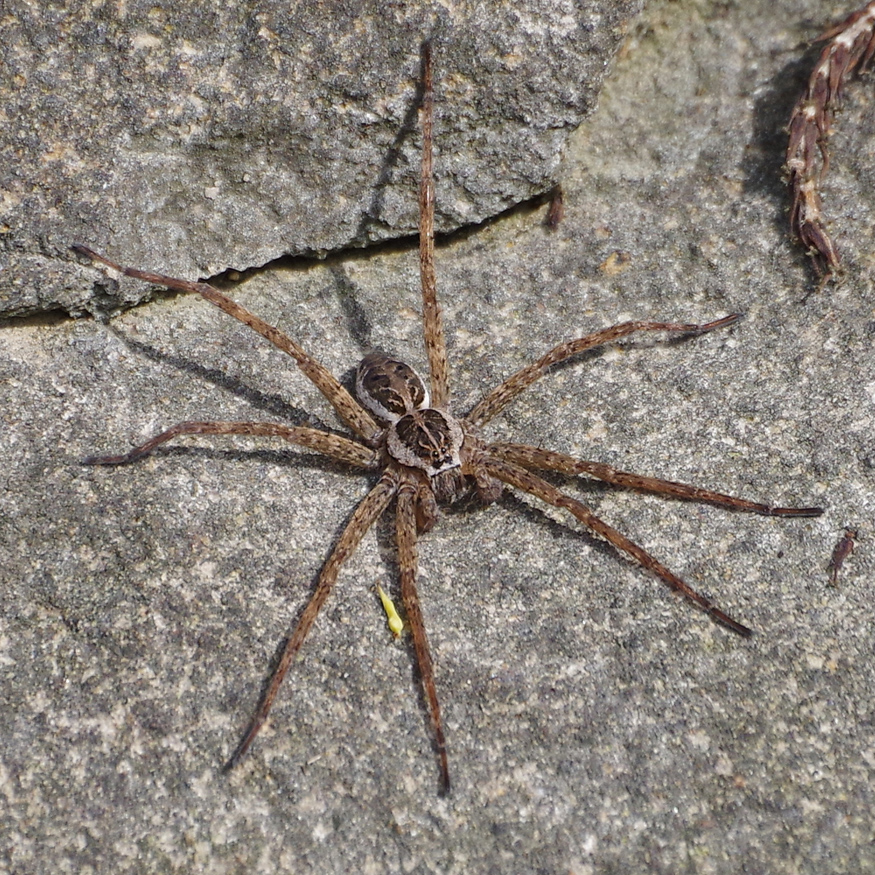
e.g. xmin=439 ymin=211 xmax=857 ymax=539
xmin=492 ymin=479 xmax=620 ymax=563
xmin=326 ymin=196 xmax=553 ymax=365
xmin=102 ymin=323 xmax=333 ymax=430
xmin=133 ymin=443 xmax=370 ymax=478
xmin=354 ymin=36 xmax=436 ymax=245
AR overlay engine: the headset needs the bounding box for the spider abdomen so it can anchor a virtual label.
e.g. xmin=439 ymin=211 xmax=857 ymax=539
xmin=355 ymin=352 xmax=430 ymax=421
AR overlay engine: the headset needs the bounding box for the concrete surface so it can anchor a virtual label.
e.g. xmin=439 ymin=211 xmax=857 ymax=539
xmin=2 ymin=0 xmax=875 ymax=873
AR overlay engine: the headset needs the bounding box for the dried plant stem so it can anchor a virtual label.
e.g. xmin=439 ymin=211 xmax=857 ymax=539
xmin=786 ymin=2 xmax=875 ymax=283
xmin=827 ymin=527 xmax=857 ymax=586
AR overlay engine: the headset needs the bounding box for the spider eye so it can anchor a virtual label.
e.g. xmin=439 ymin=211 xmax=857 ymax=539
xmin=356 ymin=353 xmax=430 ymax=421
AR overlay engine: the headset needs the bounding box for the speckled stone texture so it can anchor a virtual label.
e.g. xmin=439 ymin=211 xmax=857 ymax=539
xmin=0 ymin=0 xmax=637 ymax=316
xmin=2 ymin=0 xmax=875 ymax=873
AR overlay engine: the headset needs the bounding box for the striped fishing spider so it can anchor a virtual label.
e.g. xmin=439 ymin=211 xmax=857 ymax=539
xmin=74 ymin=43 xmax=822 ymax=794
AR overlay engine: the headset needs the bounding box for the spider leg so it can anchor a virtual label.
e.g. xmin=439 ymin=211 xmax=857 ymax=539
xmin=418 ymin=40 xmax=450 ymax=408
xmin=226 ymin=471 xmax=398 ymax=770
xmin=83 ymin=420 xmax=380 ymax=468
xmin=467 ymin=315 xmax=741 ymax=428
xmin=396 ymin=479 xmax=451 ymax=794
xmin=487 ymin=443 xmax=823 ymax=518
xmin=72 ymin=244 xmax=380 ymax=443
xmin=480 ymin=455 xmax=753 ymax=637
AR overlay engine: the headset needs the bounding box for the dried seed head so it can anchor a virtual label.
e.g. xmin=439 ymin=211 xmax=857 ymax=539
xmin=786 ymin=1 xmax=875 ymax=282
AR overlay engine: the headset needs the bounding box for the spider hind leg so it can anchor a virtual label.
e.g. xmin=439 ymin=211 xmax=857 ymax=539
xmin=225 ymin=473 xmax=397 ymax=770
xmin=397 ymin=480 xmax=451 ymax=794
xmin=486 ymin=442 xmax=824 ymax=518
xmin=480 ymin=455 xmax=754 ymax=637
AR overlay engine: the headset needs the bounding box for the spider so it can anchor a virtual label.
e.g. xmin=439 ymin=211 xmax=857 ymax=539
xmin=74 ymin=42 xmax=823 ymax=794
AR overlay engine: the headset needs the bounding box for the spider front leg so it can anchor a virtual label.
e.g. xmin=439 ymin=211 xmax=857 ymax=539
xmin=226 ymin=472 xmax=397 ymax=770
xmin=396 ymin=478 xmax=451 ymax=795
xmin=83 ymin=421 xmax=380 ymax=469
xmin=417 ymin=39 xmax=450 ymax=409
xmin=72 ymin=244 xmax=380 ymax=442
xmin=487 ymin=443 xmax=823 ymax=518
xmin=467 ymin=314 xmax=742 ymax=428
xmin=481 ymin=456 xmax=754 ymax=637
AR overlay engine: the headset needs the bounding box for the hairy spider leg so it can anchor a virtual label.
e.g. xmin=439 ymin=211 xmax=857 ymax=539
xmin=481 ymin=457 xmax=755 ymax=637
xmin=417 ymin=40 xmax=450 ymax=410
xmin=71 ymin=244 xmax=380 ymax=442
xmin=466 ymin=315 xmax=743 ymax=428
xmin=487 ymin=443 xmax=824 ymax=518
xmin=83 ymin=421 xmax=379 ymax=469
xmin=226 ymin=473 xmax=398 ymax=770
xmin=396 ymin=480 xmax=451 ymax=794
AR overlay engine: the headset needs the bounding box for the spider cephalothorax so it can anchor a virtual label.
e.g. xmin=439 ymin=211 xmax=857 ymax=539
xmin=74 ymin=42 xmax=822 ymax=794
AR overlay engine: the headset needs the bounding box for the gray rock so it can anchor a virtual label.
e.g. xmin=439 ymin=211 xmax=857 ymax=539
xmin=4 ymin=0 xmax=875 ymax=872
xmin=1 ymin=0 xmax=641 ymax=316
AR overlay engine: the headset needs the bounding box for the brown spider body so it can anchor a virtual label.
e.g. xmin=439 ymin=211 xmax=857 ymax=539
xmin=74 ymin=42 xmax=822 ymax=795
xmin=357 ymin=352 xmax=499 ymax=512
